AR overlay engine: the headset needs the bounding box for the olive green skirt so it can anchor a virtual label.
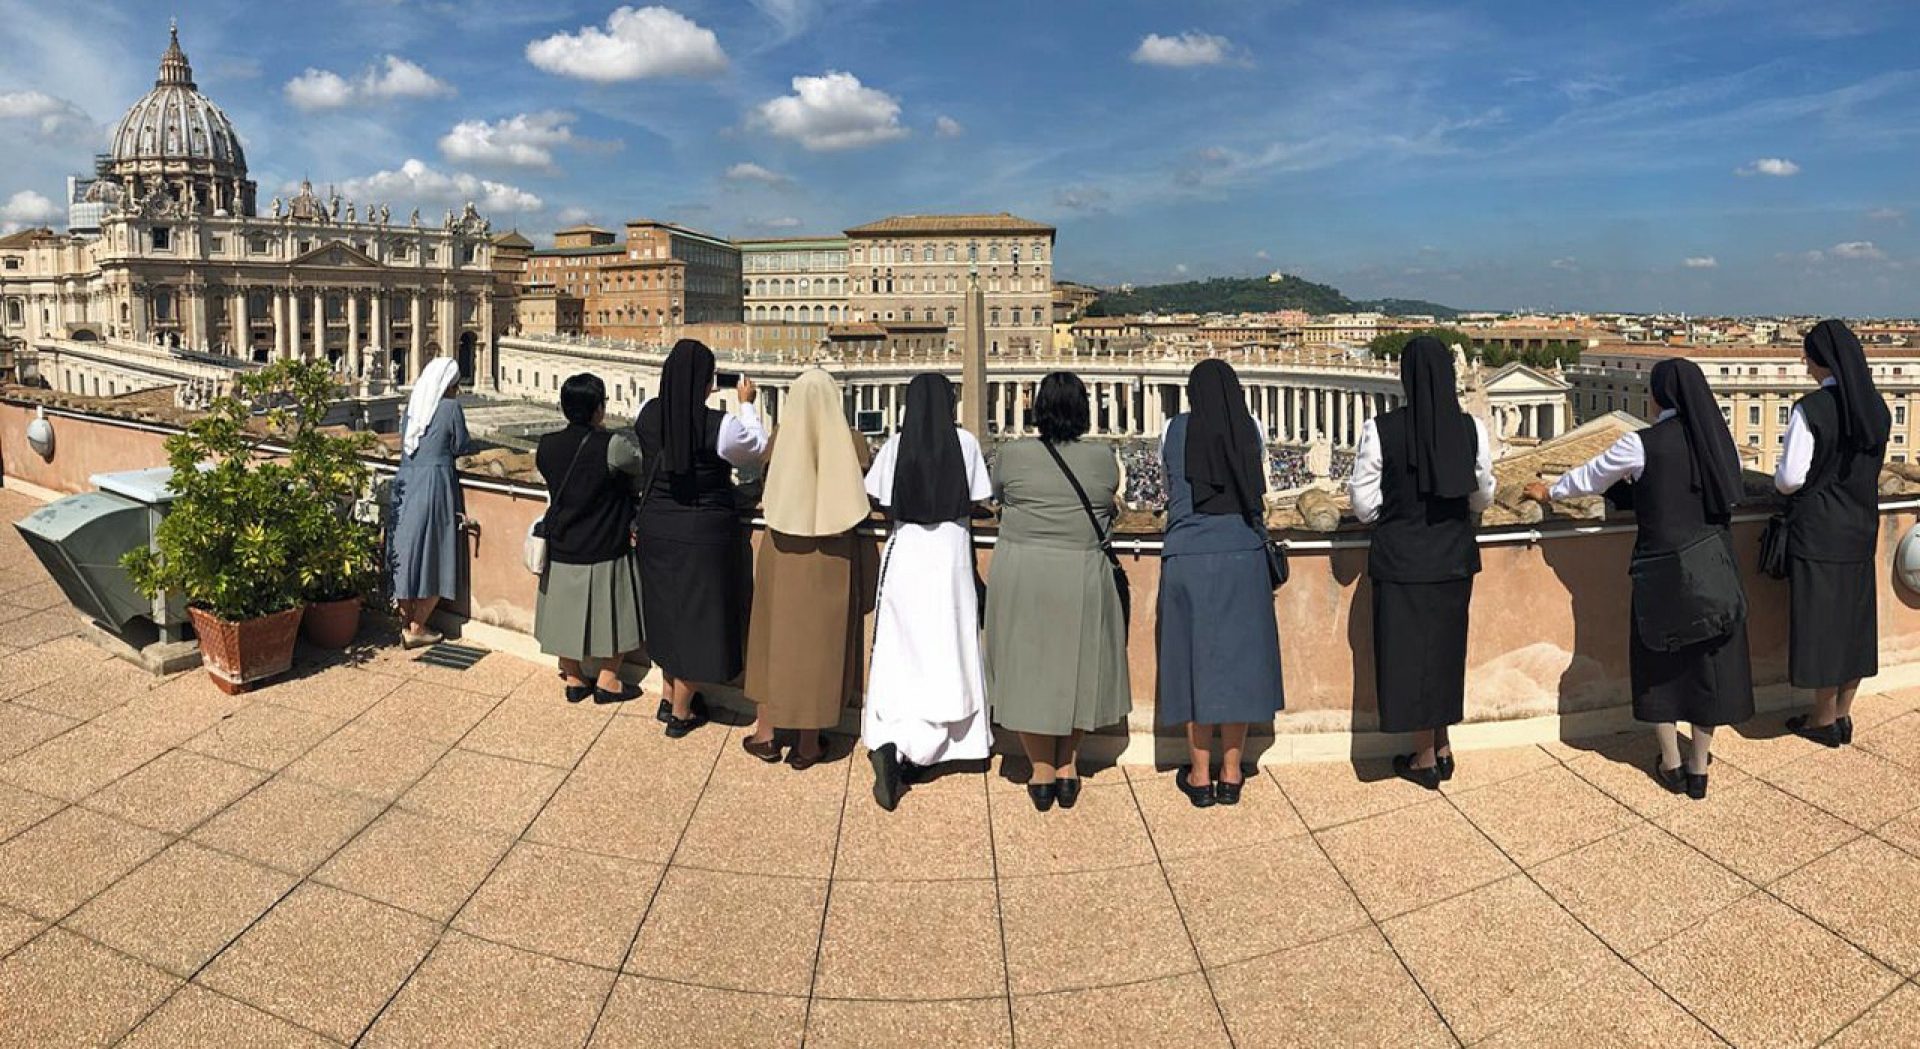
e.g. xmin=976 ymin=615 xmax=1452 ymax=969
xmin=535 ymin=552 xmax=644 ymax=663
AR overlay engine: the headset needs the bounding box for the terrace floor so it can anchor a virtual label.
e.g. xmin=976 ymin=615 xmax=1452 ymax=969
xmin=5 ymin=486 xmax=1920 ymax=1047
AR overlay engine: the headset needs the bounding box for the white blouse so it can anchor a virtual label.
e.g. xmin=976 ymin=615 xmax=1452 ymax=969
xmin=633 ymin=400 xmax=768 ymax=468
xmin=1773 ymin=378 xmax=1836 ymax=495
xmin=1348 ymin=416 xmax=1498 ymax=523
xmin=864 ymin=426 xmax=994 ymax=509
xmin=1548 ymin=410 xmax=1675 ymax=501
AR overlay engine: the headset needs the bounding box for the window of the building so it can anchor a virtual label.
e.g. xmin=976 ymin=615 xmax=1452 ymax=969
xmin=1898 ymin=405 xmax=1909 ymax=426
xmin=2 ymin=258 xmax=18 ymax=270
xmin=989 ymin=308 xmax=1001 ymax=326
xmin=210 ymin=235 xmax=225 ymax=253
xmin=151 ymin=226 xmax=171 ymax=250
xmin=1778 ymin=405 xmax=1789 ymax=426
xmin=4 ymin=300 xmax=19 ymax=325
xmin=1748 ymin=405 xmax=1760 ymax=426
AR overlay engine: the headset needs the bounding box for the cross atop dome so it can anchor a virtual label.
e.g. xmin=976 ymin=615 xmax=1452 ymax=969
xmin=157 ymin=18 xmax=195 ymax=89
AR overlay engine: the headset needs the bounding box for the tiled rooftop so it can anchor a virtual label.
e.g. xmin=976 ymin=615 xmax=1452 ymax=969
xmin=5 ymin=484 xmax=1920 ymax=1046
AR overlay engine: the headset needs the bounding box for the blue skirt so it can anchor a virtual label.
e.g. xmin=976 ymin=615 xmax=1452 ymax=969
xmin=1155 ymin=548 xmax=1285 ymax=726
xmin=388 ymin=462 xmax=463 ymax=601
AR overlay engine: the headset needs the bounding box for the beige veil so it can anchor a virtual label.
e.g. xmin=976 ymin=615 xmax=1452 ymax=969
xmin=762 ymin=369 xmax=870 ymax=536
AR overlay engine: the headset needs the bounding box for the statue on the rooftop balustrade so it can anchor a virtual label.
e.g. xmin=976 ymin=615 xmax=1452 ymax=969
xmin=409 ymin=208 xmax=421 ymax=228
xmin=380 ymin=203 xmax=392 ymax=225
xmin=345 ymin=201 xmax=356 ymax=223
xmin=270 ymin=196 xmax=282 ymax=218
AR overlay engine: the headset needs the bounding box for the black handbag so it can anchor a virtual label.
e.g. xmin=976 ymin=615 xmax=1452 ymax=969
xmin=1257 ymin=523 xmax=1289 ymax=590
xmin=1758 ymin=512 xmax=1790 ymax=580
xmin=1042 ymin=440 xmax=1131 ymax=637
xmin=1629 ymin=529 xmax=1748 ymax=652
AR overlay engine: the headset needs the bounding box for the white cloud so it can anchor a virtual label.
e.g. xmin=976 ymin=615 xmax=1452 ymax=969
xmin=440 ymin=111 xmax=584 ymax=170
xmin=1549 ymin=256 xmax=1579 ymax=271
xmin=1132 ymin=31 xmax=1237 ymax=68
xmin=526 ymin=6 xmax=728 ymax=82
xmin=319 ymin=159 xmax=543 ymax=215
xmin=1830 ymin=240 xmax=1886 ymax=261
xmin=934 ymin=115 xmax=964 ymax=138
xmin=0 ymin=90 xmax=94 ymax=140
xmin=1736 ymin=157 xmax=1800 ymax=177
xmin=555 ymin=206 xmax=594 ymax=225
xmin=724 ymin=162 xmax=791 ymax=186
xmin=0 ymin=190 xmax=62 ymax=232
xmin=1052 ymin=185 xmax=1111 ymax=211
xmin=285 ymin=56 xmax=455 ymax=111
xmin=1255 ymin=249 xmax=1271 ymax=260
xmin=752 ymin=72 xmax=907 ymax=151
xmin=750 ymin=216 xmax=803 ymax=230
xmin=1683 ymin=256 xmax=1719 ymax=268
xmin=1867 ymin=207 xmax=1907 ymax=224
xmin=1173 ymin=263 xmax=1189 ymax=275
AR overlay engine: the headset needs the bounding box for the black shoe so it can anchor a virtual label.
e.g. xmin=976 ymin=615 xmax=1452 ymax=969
xmin=663 ymin=694 xmax=709 ymax=738
xmin=1787 ymin=714 xmax=1844 ymax=748
xmin=563 ymin=683 xmax=593 ymax=703
xmin=898 ymin=760 xmax=922 ymax=786
xmin=1027 ymin=781 xmax=1058 ymax=812
xmin=1839 ymin=715 xmax=1855 ymax=745
xmin=1686 ymin=772 xmax=1709 ymax=800
xmin=594 ymin=684 xmax=640 ymax=706
xmin=870 ymin=743 xmax=902 ymax=812
xmin=1213 ymin=777 xmax=1244 ymax=806
xmin=655 ymin=697 xmax=671 ymax=723
xmin=742 ymin=736 xmax=783 ymax=763
xmin=1054 ymin=777 xmax=1081 ymax=810
xmin=1653 ymin=759 xmax=1687 ymax=794
xmin=1436 ymin=753 xmax=1455 ymax=782
xmin=1175 ymin=766 xmax=1216 ymax=808
xmin=1392 ymin=753 xmax=1441 ymax=791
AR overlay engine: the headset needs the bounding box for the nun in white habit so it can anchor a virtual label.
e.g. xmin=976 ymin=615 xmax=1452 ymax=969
xmin=388 ymin=356 xmax=468 ymax=647
xmin=862 ymin=373 xmax=994 ymax=810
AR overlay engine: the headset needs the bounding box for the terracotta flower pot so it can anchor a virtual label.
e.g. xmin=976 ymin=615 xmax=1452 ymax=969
xmin=301 ymin=595 xmax=363 ymax=650
xmin=187 ymin=605 xmax=302 ymax=695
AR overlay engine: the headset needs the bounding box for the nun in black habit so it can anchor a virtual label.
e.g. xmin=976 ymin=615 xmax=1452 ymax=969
xmin=1526 ymin=358 xmax=1754 ymax=799
xmin=633 ymin=339 xmax=769 ymax=737
xmin=1348 ymin=338 xmax=1496 ymax=790
xmin=1776 ymin=319 xmax=1891 ymax=747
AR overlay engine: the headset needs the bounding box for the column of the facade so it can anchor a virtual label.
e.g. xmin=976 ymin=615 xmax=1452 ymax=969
xmin=440 ymin=292 xmax=457 ymax=361
xmin=271 ymin=291 xmax=286 ymax=360
xmin=287 ymin=289 xmax=303 ymax=360
xmin=346 ymin=291 xmax=362 ymax=378
xmin=310 ymin=289 xmax=324 ymax=361
xmin=410 ymin=294 xmax=424 ymax=375
xmin=230 ymin=289 xmax=247 ymax=357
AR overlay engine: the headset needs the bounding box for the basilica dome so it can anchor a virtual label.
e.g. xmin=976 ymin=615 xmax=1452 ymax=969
xmin=103 ymin=23 xmax=255 ymax=216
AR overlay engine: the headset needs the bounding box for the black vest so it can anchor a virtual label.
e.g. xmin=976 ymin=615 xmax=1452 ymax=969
xmin=1629 ymin=419 xmax=1724 ymax=559
xmin=634 ymin=403 xmax=736 ymax=516
xmin=536 ymin=427 xmax=633 ymax=565
xmin=1366 ymin=410 xmax=1481 ymax=583
xmin=1788 ymin=387 xmax=1883 ymax=563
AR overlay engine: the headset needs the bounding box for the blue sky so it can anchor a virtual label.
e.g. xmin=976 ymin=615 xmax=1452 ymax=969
xmin=0 ymin=0 xmax=1916 ymax=315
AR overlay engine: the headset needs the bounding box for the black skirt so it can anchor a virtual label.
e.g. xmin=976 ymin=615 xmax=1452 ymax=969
xmin=1371 ymin=578 xmax=1471 ymax=734
xmin=1789 ymin=556 xmax=1878 ymax=689
xmin=636 ymin=509 xmax=752 ymax=684
xmin=1628 ymin=602 xmax=1754 ymax=726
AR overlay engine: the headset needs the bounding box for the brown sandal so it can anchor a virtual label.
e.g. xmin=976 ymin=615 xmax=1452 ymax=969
xmin=787 ymin=746 xmax=826 ymax=771
xmin=741 ymin=736 xmax=783 ymax=763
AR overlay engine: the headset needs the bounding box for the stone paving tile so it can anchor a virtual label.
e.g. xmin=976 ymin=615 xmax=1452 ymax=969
xmin=180 ymin=701 xmax=347 ymax=772
xmin=1561 ymin=731 xmax=1752 ymax=819
xmin=0 ymin=721 xmax=167 ymax=802
xmin=282 ymin=723 xmax=449 ymax=803
xmin=0 ymin=804 xmax=169 ymax=919
xmin=3 ymin=641 xmax=160 ymax=719
xmin=1130 ymin=765 xmax=1308 ymax=861
xmin=673 ymin=741 xmax=847 ymax=879
xmin=1382 ymin=874 xmax=1618 ymax=1044
xmin=805 ymin=997 xmax=1012 ymax=1049
xmin=80 ymin=749 xmax=266 ymax=835
xmin=395 ymin=747 xmax=566 ymax=837
xmin=0 ymin=903 xmax=44 ymax=957
xmin=1163 ymin=835 xmax=1369 ymax=969
xmin=1772 ymin=836 xmax=1920 ymax=975
xmin=1877 ymin=805 xmax=1920 ymax=858
xmin=589 ymin=976 xmax=806 ymax=1049
xmin=1317 ymin=797 xmax=1517 ymax=919
xmin=64 ymin=840 xmax=297 ymax=977
xmin=1211 ymin=925 xmax=1453 ymax=1049
xmin=256 ymin=664 xmax=403 ymax=722
xmin=0 ymin=779 xmax=60 ymax=843
xmin=351 ymin=685 xmax=503 ymax=746
xmin=452 ymin=841 xmax=662 ymax=970
xmin=833 ymin=774 xmax=993 ymax=881
xmin=624 ymin=867 xmax=828 ymax=996
xmin=1266 ymin=757 xmax=1434 ymax=830
xmin=0 ymin=608 xmax=84 ymax=649
xmin=998 ymin=862 xmax=1198 ymax=995
xmin=813 ymin=878 xmax=1003 ymax=1000
xmin=1634 ymin=893 xmax=1900 ymax=1049
xmin=0 ymin=701 xmax=76 ymax=762
xmin=1710 ymin=717 xmax=1825 ymax=777
xmin=1473 ymin=958 xmax=1722 ymax=1048
xmin=1532 ymin=822 xmax=1752 ymax=958
xmin=197 ymin=882 xmax=440 ymax=1044
xmin=1654 ymin=777 xmax=1863 ymax=885
xmin=0 ymin=927 xmax=179 ymax=1047
xmin=453 ymin=693 xmax=617 ymax=768
xmin=1435 ymin=742 xmax=1562 ymax=794
xmin=90 ymin=682 xmax=247 ymax=748
xmin=1451 ymin=762 xmax=1641 ymax=867
xmin=189 ymin=775 xmax=384 ymax=876
xmin=362 ymin=932 xmax=614 ymax=1049
xmin=1857 ymin=710 xmax=1920 ymax=771
xmin=119 ymin=984 xmax=340 ymax=1049
xmin=1010 ymin=973 xmax=1231 ymax=1049
xmin=1765 ymin=746 xmax=1920 ymax=830
xmin=1825 ymin=982 xmax=1920 ymax=1048
xmin=403 ymin=650 xmax=542 ymax=698
xmin=313 ymin=807 xmax=515 ymax=922
xmin=989 ymin=768 xmax=1157 ymax=877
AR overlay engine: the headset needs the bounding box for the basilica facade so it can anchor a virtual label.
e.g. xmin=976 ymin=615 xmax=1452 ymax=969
xmin=0 ymin=25 xmax=501 ymax=390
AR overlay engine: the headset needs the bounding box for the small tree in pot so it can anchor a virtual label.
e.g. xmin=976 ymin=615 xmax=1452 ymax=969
xmin=270 ymin=361 xmax=380 ymax=648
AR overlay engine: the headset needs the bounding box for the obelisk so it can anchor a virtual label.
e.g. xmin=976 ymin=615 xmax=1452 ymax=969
xmin=960 ymin=257 xmax=988 ymax=440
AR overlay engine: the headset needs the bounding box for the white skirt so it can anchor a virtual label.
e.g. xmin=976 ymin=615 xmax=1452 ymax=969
xmin=861 ymin=520 xmax=993 ymax=766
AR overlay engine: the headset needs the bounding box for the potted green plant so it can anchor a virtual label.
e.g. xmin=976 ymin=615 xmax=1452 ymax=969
xmin=270 ymin=361 xmax=380 ymax=649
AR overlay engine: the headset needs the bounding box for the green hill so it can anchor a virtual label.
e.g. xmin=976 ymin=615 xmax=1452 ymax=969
xmin=1083 ymin=275 xmax=1459 ymax=319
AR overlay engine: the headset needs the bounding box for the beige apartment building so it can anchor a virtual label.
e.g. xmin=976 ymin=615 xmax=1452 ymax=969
xmin=523 ymin=220 xmax=742 ymax=342
xmin=844 ymin=213 xmax=1054 ymax=355
xmin=1568 ymin=342 xmax=1920 ymax=464
xmin=739 ymin=236 xmax=849 ymax=324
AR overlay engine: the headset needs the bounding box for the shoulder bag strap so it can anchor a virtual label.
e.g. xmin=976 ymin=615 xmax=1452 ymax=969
xmin=1041 ymin=440 xmax=1120 ymax=568
xmin=544 ymin=430 xmax=597 ymax=539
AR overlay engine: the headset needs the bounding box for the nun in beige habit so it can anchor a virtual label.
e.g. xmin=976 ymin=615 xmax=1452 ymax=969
xmin=743 ymin=369 xmax=875 ymax=769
